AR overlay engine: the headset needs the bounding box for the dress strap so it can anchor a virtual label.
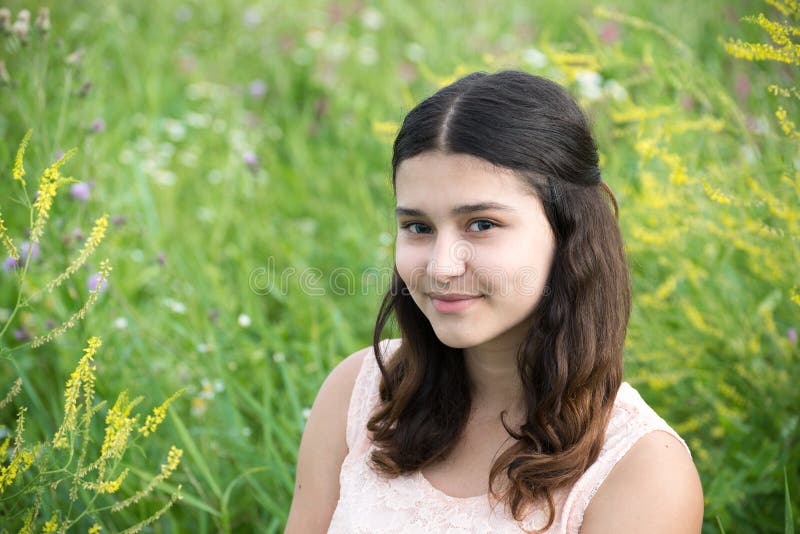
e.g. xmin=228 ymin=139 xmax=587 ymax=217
xmin=345 ymin=339 xmax=400 ymax=456
xmin=563 ymin=382 xmax=692 ymax=533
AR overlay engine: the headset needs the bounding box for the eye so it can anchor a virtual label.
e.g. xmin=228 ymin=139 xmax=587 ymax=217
xmin=400 ymin=222 xmax=432 ymax=235
xmin=468 ymin=219 xmax=497 ymax=232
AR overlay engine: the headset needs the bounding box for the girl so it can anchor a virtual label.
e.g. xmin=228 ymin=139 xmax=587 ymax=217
xmin=286 ymin=70 xmax=703 ymax=533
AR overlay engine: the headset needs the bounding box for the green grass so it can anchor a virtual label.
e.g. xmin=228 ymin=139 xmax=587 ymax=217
xmin=1 ymin=0 xmax=798 ymax=532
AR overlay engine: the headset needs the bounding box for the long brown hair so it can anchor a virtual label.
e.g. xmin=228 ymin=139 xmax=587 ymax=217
xmin=368 ymin=70 xmax=630 ymax=530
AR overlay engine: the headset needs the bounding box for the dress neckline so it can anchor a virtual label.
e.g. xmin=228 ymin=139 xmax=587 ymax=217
xmin=409 ymin=382 xmax=635 ymax=505
xmin=414 ymin=469 xmax=490 ymax=504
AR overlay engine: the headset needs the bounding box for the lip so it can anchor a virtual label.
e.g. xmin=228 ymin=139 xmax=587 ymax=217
xmin=428 ymin=293 xmax=482 ymax=301
xmin=429 ymin=294 xmax=483 ymax=313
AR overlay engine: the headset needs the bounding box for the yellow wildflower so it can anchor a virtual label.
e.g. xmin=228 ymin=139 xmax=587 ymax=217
xmin=664 ymin=116 xmax=726 ymax=136
xmin=88 ymin=525 xmax=102 ymax=534
xmin=0 ymin=447 xmax=34 ymax=493
xmin=722 ymin=38 xmax=800 ymax=66
xmin=547 ymin=49 xmax=601 ymax=77
xmin=30 ymin=148 xmax=78 ymax=243
xmin=42 ymin=514 xmax=59 ymax=533
xmin=702 ymin=182 xmax=733 ymax=204
xmin=790 ymin=287 xmax=800 ymax=307
xmin=0 ymin=208 xmax=18 ymax=260
xmin=18 ymin=506 xmax=36 ymax=534
xmin=653 ymin=274 xmax=680 ymax=301
xmin=767 ymin=84 xmax=800 ymax=99
xmin=95 ymin=467 xmax=129 ymax=494
xmin=743 ymin=13 xmax=800 ymax=48
xmin=161 ymin=446 xmax=183 ymax=478
xmin=775 ymin=106 xmax=800 ymax=139
xmin=766 ymin=0 xmax=799 ymax=18
xmin=371 ymin=121 xmax=399 ymax=136
xmin=371 ymin=121 xmax=399 ymax=144
xmin=139 ymin=389 xmax=185 ymax=437
xmin=681 ymin=301 xmax=723 ymax=337
xmin=46 ymin=214 xmax=109 ymax=292
xmin=52 ymin=337 xmax=101 ymax=449
xmin=12 ymin=129 xmax=32 ymax=186
xmin=100 ymin=390 xmax=142 ymax=461
xmin=436 ymin=64 xmax=474 ymax=89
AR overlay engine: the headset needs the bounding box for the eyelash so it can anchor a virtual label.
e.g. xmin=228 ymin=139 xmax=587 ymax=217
xmin=399 ymin=219 xmax=499 ymax=235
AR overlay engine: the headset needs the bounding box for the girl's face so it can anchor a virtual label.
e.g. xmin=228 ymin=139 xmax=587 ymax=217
xmin=394 ymin=151 xmax=557 ymax=351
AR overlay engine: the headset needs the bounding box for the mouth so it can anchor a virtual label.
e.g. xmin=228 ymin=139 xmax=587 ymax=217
xmin=428 ymin=294 xmax=483 ymax=313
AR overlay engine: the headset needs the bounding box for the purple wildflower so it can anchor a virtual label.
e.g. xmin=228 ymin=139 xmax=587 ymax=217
xmin=13 ymin=328 xmax=30 ymax=342
xmin=20 ymin=241 xmax=40 ymax=262
xmin=3 ymin=256 xmax=17 ymax=272
xmin=157 ymin=252 xmax=167 ymax=265
xmin=70 ymin=181 xmax=91 ymax=202
xmin=87 ymin=272 xmax=108 ymax=292
xmin=243 ymin=151 xmax=259 ymax=171
xmin=249 ymin=80 xmax=267 ymax=98
xmin=90 ymin=118 xmax=105 ymax=133
xmin=788 ymin=328 xmax=798 ymax=345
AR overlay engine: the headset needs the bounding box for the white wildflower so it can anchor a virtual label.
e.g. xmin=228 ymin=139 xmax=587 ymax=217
xmin=163 ymin=298 xmax=187 ymax=314
xmin=306 ymin=29 xmax=325 ymax=49
xmin=575 ymin=70 xmax=603 ymax=101
xmin=603 ymin=79 xmax=628 ymax=101
xmin=405 ymin=43 xmax=425 ymax=63
xmin=523 ymin=48 xmax=548 ymax=69
xmin=360 ymin=7 xmax=384 ymax=30
xmin=358 ymin=45 xmax=378 ymax=65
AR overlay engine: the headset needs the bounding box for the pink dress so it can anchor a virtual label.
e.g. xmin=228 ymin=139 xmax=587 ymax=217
xmin=327 ymin=339 xmax=692 ymax=533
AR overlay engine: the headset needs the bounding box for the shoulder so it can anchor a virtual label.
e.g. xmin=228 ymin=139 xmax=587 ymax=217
xmin=321 ymin=344 xmax=374 ymax=406
xmin=283 ymin=344 xmax=375 ymax=533
xmin=580 ymin=429 xmax=704 ymax=534
xmin=318 ymin=337 xmax=401 ymax=425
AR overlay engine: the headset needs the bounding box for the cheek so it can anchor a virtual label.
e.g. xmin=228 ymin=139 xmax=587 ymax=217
xmin=483 ymin=239 xmax=554 ymax=297
xmin=395 ymin=243 xmax=426 ymax=289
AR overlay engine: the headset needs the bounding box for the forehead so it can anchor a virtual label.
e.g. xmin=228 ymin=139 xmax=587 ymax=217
xmin=395 ymin=151 xmax=533 ymax=205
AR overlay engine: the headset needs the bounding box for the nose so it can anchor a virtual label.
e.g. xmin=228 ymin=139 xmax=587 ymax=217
xmin=426 ymin=236 xmax=473 ymax=285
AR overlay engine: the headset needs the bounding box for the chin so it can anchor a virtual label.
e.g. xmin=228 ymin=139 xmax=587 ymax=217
xmin=429 ymin=326 xmax=483 ymax=349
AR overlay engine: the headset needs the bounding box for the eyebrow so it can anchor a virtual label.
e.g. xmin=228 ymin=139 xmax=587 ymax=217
xmin=395 ymin=202 xmax=517 ymax=218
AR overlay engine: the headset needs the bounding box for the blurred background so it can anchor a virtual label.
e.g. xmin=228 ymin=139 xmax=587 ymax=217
xmin=0 ymin=0 xmax=798 ymax=532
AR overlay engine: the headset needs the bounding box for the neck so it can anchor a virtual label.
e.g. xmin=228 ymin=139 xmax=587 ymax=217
xmin=463 ymin=340 xmax=526 ymax=424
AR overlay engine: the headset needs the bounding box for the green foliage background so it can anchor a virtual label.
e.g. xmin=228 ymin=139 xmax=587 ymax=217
xmin=1 ymin=0 xmax=798 ymax=532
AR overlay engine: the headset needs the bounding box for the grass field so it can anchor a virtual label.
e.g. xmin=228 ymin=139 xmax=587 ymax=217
xmin=1 ymin=0 xmax=799 ymax=532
